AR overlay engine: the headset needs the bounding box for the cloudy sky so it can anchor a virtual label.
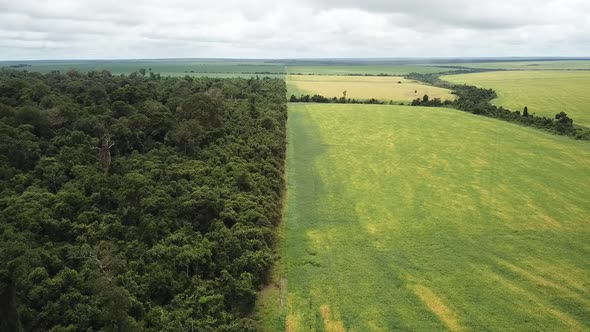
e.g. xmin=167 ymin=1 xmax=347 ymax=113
xmin=1 ymin=0 xmax=589 ymax=60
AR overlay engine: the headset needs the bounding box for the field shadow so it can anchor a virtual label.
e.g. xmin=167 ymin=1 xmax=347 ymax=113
xmin=283 ymin=104 xmax=450 ymax=331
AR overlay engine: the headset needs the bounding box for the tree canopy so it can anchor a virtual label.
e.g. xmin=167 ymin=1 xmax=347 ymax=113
xmin=0 ymin=69 xmax=287 ymax=331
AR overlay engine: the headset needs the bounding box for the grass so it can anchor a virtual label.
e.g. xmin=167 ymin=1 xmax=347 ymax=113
xmin=286 ymin=65 xmax=447 ymax=76
xmin=0 ymin=59 xmax=285 ymax=77
xmin=286 ymin=75 xmax=455 ymax=102
xmin=157 ymin=72 xmax=284 ymax=78
xmin=259 ymin=103 xmax=590 ymax=331
xmin=449 ymin=61 xmax=590 ymax=70
xmin=442 ymin=70 xmax=590 ymax=127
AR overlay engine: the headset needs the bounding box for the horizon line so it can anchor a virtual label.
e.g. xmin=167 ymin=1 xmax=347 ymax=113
xmin=2 ymin=56 xmax=590 ymax=62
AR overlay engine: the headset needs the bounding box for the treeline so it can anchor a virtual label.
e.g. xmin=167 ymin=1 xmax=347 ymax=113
xmin=289 ymin=93 xmax=456 ymax=107
xmin=410 ymin=94 xmax=453 ymax=107
xmin=289 ymin=94 xmax=385 ymax=104
xmin=406 ymin=72 xmax=590 ymax=140
xmin=5 ymin=64 xmax=32 ymax=69
xmin=0 ymin=69 xmax=287 ymax=331
xmin=183 ymin=71 xmax=284 ymax=75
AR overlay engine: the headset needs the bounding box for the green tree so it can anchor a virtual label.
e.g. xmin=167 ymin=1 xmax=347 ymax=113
xmin=168 ymin=119 xmax=204 ymax=155
xmin=177 ymin=90 xmax=225 ymax=129
xmin=555 ymin=112 xmax=574 ymax=134
xmin=34 ymin=157 xmax=66 ymax=193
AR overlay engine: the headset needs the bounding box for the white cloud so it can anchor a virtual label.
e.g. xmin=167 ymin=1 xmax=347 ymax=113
xmin=0 ymin=0 xmax=588 ymax=59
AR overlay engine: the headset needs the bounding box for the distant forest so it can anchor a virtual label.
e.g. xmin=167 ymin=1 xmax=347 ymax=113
xmin=0 ymin=69 xmax=287 ymax=331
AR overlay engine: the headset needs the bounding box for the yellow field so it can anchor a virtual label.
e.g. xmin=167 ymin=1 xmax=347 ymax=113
xmin=287 ymin=75 xmax=455 ymax=102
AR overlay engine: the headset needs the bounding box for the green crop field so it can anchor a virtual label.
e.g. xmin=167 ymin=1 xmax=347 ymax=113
xmin=287 ymin=75 xmax=455 ymax=102
xmin=0 ymin=60 xmax=285 ymax=77
xmin=258 ymin=103 xmax=590 ymax=331
xmin=448 ymin=60 xmax=590 ymax=70
xmin=442 ymin=70 xmax=590 ymax=127
xmin=155 ymin=72 xmax=284 ymax=78
xmin=286 ymin=65 xmax=447 ymax=76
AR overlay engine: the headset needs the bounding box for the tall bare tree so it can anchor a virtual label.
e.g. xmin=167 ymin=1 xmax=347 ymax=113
xmin=99 ymin=135 xmax=115 ymax=174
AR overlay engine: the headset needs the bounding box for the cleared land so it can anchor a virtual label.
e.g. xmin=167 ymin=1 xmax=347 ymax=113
xmin=262 ymin=103 xmax=590 ymax=331
xmin=287 ymin=75 xmax=455 ymax=102
xmin=0 ymin=60 xmax=285 ymax=77
xmin=449 ymin=60 xmax=590 ymax=70
xmin=286 ymin=65 xmax=447 ymax=75
xmin=442 ymin=70 xmax=590 ymax=127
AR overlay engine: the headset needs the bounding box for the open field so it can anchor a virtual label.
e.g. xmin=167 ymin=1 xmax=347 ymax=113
xmin=287 ymin=75 xmax=455 ymax=102
xmin=286 ymin=65 xmax=447 ymax=75
xmin=261 ymin=103 xmax=590 ymax=331
xmin=442 ymin=70 xmax=590 ymax=127
xmin=157 ymin=72 xmax=284 ymax=78
xmin=449 ymin=60 xmax=590 ymax=70
xmin=0 ymin=60 xmax=285 ymax=77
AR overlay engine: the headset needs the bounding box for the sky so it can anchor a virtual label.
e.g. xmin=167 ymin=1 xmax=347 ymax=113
xmin=1 ymin=0 xmax=589 ymax=60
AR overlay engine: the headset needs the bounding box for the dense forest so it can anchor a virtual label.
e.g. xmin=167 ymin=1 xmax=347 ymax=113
xmin=0 ymin=69 xmax=287 ymax=331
